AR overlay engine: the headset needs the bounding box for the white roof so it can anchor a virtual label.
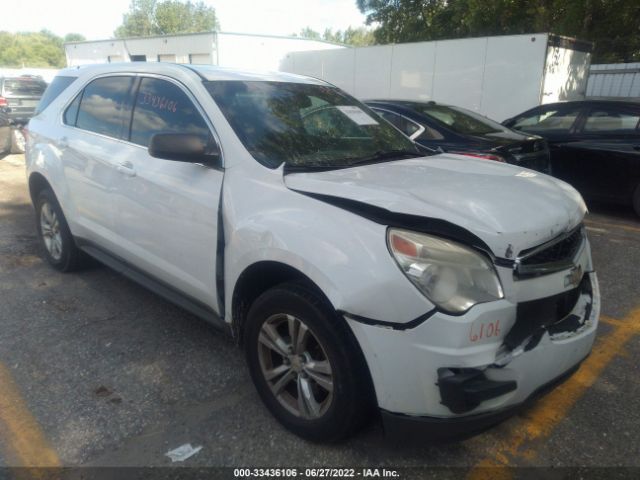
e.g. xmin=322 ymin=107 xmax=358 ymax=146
xmin=55 ymin=63 xmax=328 ymax=85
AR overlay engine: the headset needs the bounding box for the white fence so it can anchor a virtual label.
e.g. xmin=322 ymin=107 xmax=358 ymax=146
xmin=586 ymin=63 xmax=640 ymax=98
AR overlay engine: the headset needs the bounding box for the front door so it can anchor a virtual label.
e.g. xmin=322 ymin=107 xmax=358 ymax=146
xmin=114 ymin=76 xmax=224 ymax=313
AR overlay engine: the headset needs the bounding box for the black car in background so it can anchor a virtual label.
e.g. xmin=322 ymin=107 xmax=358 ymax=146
xmin=503 ymin=100 xmax=640 ymax=216
xmin=0 ymin=75 xmax=47 ymax=153
xmin=365 ymin=100 xmax=551 ymax=172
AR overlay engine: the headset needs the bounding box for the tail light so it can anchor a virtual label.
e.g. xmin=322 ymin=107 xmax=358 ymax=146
xmin=0 ymin=97 xmax=7 ymax=107
xmin=453 ymin=152 xmax=506 ymax=163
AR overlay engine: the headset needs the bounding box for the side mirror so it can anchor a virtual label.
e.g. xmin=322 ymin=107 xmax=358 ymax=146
xmin=148 ymin=133 xmax=220 ymax=166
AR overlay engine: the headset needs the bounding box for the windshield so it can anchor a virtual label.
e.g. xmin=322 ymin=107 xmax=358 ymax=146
xmin=204 ymin=81 xmax=419 ymax=169
xmin=2 ymin=77 xmax=47 ymax=97
xmin=410 ymin=103 xmax=506 ymax=136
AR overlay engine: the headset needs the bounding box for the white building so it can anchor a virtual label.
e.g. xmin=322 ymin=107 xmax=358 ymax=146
xmin=586 ymin=62 xmax=640 ymax=99
xmin=64 ymin=31 xmax=344 ymax=72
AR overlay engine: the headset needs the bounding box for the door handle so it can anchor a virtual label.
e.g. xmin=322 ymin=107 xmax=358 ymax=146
xmin=57 ymin=137 xmax=68 ymax=149
xmin=117 ymin=161 xmax=136 ymax=177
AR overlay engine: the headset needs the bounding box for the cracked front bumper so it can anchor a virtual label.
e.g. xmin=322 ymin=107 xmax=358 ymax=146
xmin=380 ymin=356 xmax=585 ymax=442
xmin=347 ymin=271 xmax=600 ymax=437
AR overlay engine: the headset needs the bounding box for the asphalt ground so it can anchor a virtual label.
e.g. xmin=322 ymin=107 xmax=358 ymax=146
xmin=1 ymin=153 xmax=639 ymax=476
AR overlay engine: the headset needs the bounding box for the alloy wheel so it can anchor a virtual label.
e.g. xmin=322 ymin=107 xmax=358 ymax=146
xmin=257 ymin=313 xmax=334 ymax=419
xmin=40 ymin=202 xmax=63 ymax=261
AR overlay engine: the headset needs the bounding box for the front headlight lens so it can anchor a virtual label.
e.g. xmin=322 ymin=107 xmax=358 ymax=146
xmin=388 ymin=229 xmax=504 ymax=314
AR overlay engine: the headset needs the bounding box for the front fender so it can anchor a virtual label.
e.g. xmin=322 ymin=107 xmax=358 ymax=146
xmin=222 ymin=165 xmax=434 ymax=326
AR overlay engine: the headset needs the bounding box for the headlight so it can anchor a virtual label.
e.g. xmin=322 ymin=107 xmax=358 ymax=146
xmin=387 ymin=229 xmax=504 ymax=314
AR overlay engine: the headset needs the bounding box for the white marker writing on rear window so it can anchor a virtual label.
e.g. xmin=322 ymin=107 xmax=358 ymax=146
xmin=336 ymin=106 xmax=379 ymax=126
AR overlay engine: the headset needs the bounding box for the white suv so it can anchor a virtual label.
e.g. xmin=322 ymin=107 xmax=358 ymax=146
xmin=26 ymin=63 xmax=600 ymax=442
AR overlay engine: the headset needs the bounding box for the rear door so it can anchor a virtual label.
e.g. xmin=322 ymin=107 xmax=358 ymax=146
xmin=60 ymin=75 xmax=136 ymax=248
xmin=565 ymin=105 xmax=640 ymax=202
xmin=114 ymin=75 xmax=224 ymax=311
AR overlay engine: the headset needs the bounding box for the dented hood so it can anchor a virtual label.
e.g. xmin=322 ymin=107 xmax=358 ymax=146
xmin=284 ymin=154 xmax=586 ymax=257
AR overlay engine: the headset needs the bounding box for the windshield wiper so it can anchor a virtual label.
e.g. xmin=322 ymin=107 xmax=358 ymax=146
xmin=283 ymin=163 xmax=356 ymax=173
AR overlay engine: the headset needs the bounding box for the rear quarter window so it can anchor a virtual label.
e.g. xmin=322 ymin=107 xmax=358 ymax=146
xmin=35 ymin=76 xmax=77 ymax=115
xmin=375 ymin=109 xmax=422 ymax=138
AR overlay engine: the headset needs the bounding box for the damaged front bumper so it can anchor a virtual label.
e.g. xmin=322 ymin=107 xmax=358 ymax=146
xmin=346 ymin=271 xmax=600 ymax=441
xmin=381 ymin=357 xmax=585 ymax=442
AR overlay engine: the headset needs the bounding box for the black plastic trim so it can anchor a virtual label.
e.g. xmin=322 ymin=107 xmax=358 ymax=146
xmin=340 ymin=309 xmax=436 ymax=331
xmin=437 ymin=368 xmax=517 ymax=414
xmin=216 ymin=185 xmax=226 ymax=318
xmin=548 ymin=34 xmax=594 ymax=53
xmin=504 ymin=273 xmax=592 ymax=350
xmin=381 ymin=356 xmax=585 ymax=443
xmin=292 ymin=190 xmax=493 ymax=254
xmin=494 ymin=257 xmax=516 ymax=268
xmin=76 ymin=238 xmax=230 ymax=333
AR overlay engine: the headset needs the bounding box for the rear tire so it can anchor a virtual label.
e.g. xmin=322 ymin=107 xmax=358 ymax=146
xmin=35 ymin=188 xmax=87 ymax=272
xmin=633 ymin=184 xmax=640 ymax=218
xmin=244 ymin=282 xmax=374 ymax=442
xmin=10 ymin=127 xmax=25 ymax=154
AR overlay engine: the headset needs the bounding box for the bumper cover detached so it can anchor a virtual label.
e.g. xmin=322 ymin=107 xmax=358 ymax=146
xmin=381 ymin=358 xmax=584 ymax=443
xmin=346 ymin=272 xmax=600 ymax=442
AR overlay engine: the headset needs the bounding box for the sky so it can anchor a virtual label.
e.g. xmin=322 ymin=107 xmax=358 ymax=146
xmin=0 ymin=0 xmax=368 ymax=40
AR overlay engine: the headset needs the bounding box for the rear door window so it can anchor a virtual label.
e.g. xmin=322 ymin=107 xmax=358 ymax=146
xmin=36 ymin=76 xmax=77 ymax=115
xmin=129 ymin=77 xmax=210 ymax=147
xmin=512 ymin=107 xmax=582 ymax=134
xmin=582 ymin=108 xmax=640 ymax=134
xmin=75 ymin=76 xmax=135 ymax=139
xmin=414 ymin=104 xmax=504 ymax=135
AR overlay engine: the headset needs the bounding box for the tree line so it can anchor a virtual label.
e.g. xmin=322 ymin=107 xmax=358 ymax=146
xmin=355 ymin=0 xmax=640 ymax=62
xmin=0 ymin=31 xmax=85 ymax=68
xmin=0 ymin=0 xmax=219 ymax=68
xmin=294 ymin=27 xmax=375 ymax=47
xmin=1 ymin=0 xmax=637 ymax=68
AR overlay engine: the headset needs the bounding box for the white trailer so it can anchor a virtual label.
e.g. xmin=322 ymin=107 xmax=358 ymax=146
xmin=280 ymin=33 xmax=592 ymax=121
xmin=64 ymin=32 xmax=343 ymax=72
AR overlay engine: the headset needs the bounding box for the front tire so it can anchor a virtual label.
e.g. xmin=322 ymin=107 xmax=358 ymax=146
xmin=35 ymin=188 xmax=86 ymax=272
xmin=244 ymin=282 xmax=373 ymax=442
